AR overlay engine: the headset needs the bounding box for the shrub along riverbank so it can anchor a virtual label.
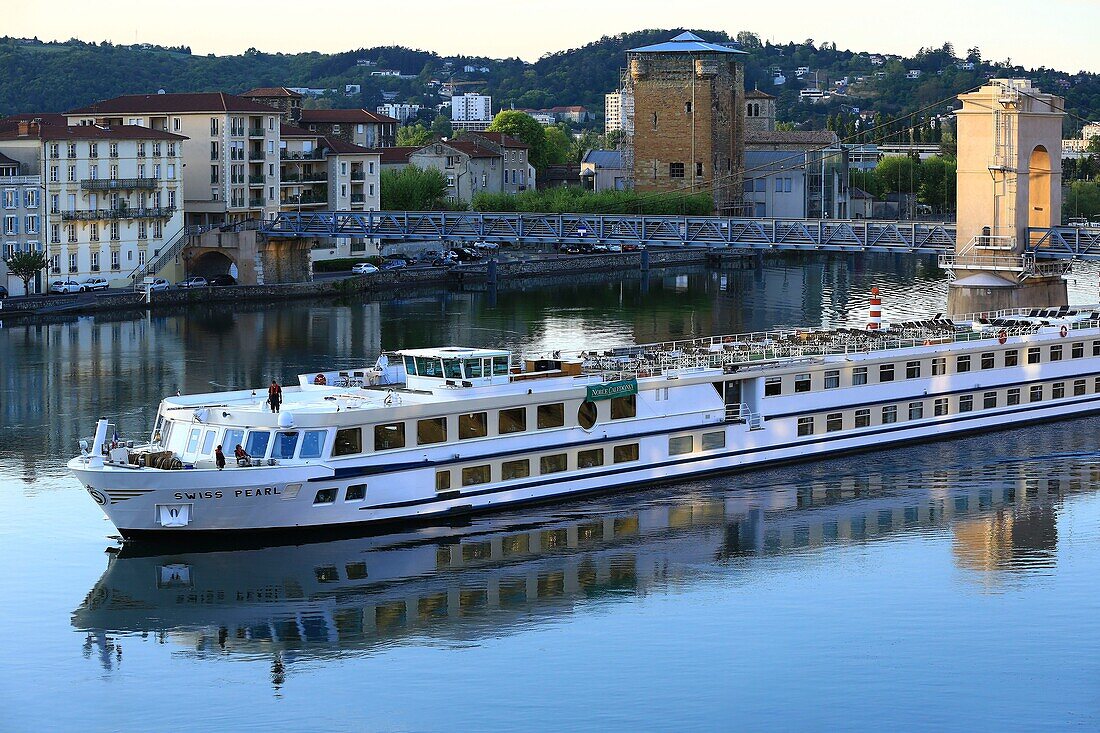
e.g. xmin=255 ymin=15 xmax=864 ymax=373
xmin=472 ymin=187 xmax=715 ymax=215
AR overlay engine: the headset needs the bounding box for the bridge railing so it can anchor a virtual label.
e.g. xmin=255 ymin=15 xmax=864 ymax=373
xmin=260 ymin=210 xmax=957 ymax=254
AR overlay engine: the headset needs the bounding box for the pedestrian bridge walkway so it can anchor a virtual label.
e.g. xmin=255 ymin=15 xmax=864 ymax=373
xmin=261 ymin=211 xmax=959 ymax=255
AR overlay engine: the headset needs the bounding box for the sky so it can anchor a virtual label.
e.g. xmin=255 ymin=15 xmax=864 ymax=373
xmin=8 ymin=0 xmax=1100 ymax=73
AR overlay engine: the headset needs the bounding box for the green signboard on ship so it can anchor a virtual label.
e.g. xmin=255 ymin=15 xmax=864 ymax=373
xmin=586 ymin=378 xmax=638 ymax=402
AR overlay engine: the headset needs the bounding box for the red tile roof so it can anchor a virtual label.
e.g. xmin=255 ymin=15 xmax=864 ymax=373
xmin=299 ymin=108 xmax=398 ymax=125
xmin=745 ymin=89 xmax=776 ymax=99
xmin=0 ymin=121 xmax=187 ymax=141
xmin=241 ymin=87 xmax=303 ymax=99
xmin=279 ymin=123 xmax=315 ymax=138
xmin=367 ymin=146 xmax=417 ymax=164
xmin=0 ymin=112 xmax=68 ymax=126
xmin=67 ymin=92 xmax=277 ymax=115
xmin=319 ymin=136 xmax=375 ymax=155
xmin=430 ymin=139 xmax=500 ymax=159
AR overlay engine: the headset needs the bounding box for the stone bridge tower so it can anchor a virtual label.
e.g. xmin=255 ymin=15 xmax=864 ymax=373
xmin=948 ymin=79 xmax=1067 ymax=312
xmin=625 ymin=32 xmax=747 ymax=215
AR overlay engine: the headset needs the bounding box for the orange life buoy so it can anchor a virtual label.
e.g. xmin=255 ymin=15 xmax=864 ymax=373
xmin=998 ymin=330 xmax=1007 ymax=345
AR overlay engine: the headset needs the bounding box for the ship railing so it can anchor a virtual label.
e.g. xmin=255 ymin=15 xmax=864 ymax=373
xmin=725 ymin=403 xmax=765 ymax=430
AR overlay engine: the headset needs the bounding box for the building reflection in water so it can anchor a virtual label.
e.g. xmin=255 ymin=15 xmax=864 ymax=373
xmin=73 ymin=451 xmax=1088 ymax=680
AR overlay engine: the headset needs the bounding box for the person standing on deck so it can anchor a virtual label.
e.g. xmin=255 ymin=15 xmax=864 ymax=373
xmin=268 ymin=379 xmax=282 ymax=413
xmin=214 ymin=445 xmax=226 ymax=470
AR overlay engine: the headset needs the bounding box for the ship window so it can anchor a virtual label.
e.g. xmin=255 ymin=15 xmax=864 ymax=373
xmin=1050 ymin=345 xmax=1063 ymax=362
xmin=1093 ymin=341 xmax=1100 ymax=356
xmin=459 ymin=412 xmax=488 ymax=439
xmin=614 ymin=443 xmax=640 ymax=463
xmin=414 ymin=357 xmax=443 ymax=377
xmin=403 ymin=356 xmax=417 ymax=375
xmin=905 ymin=361 xmax=921 ymax=379
xmin=539 ymin=453 xmax=568 ymax=474
xmin=879 ymin=364 xmax=894 ymax=382
xmin=1096 ymin=377 xmax=1100 ymax=393
xmin=702 ymin=431 xmax=726 ymax=449
xmin=493 ymin=356 xmax=510 ymax=376
xmin=931 ymin=357 xmax=946 ymax=376
xmin=272 ymin=431 xmax=299 ymax=459
xmin=1030 ymin=385 xmax=1043 ymax=402
xmin=1074 ymin=379 xmax=1087 ymax=396
xmin=435 ymin=470 xmax=451 ymax=492
xmin=201 ymin=430 xmax=216 ymax=455
xmin=461 ymin=464 xmax=491 ymax=486
xmin=345 ymin=484 xmax=366 ymax=501
xmin=498 ymin=407 xmax=527 ymax=434
xmin=186 ymin=428 xmax=201 ymax=453
xmin=313 ymin=488 xmax=337 ymax=505
xmin=959 ymin=395 xmax=974 ymax=412
xmin=852 ymin=367 xmax=868 ymax=386
xmin=825 ymin=413 xmax=843 ymax=432
xmin=934 ymin=398 xmax=949 ymax=416
xmin=981 ymin=352 xmax=995 ymax=370
xmin=854 ymin=409 xmax=870 ymax=428
xmin=796 ymin=417 xmax=814 ymax=436
xmin=443 ymin=359 xmax=463 ymax=379
xmin=881 ymin=405 xmax=898 ymax=423
xmin=794 ymin=373 xmax=811 ymax=392
xmin=374 ymin=422 xmax=406 ymax=450
xmin=1007 ymin=388 xmax=1021 ymax=406
xmin=1027 ymin=347 xmax=1041 ymax=364
xmin=824 ymin=370 xmax=840 ymax=389
xmin=1073 ymin=342 xmax=1084 ymax=359
xmin=463 ymin=358 xmax=483 ymax=378
xmin=502 ymin=459 xmax=530 ymax=480
xmin=956 ymin=355 xmax=971 ymax=373
xmin=984 ymin=392 xmax=998 ymax=409
xmin=578 ymin=448 xmax=604 ymax=468
xmin=299 ymin=430 xmax=326 ymax=458
xmin=537 ymin=403 xmax=565 ymax=429
xmin=1005 ymin=350 xmax=1019 ymax=367
xmin=222 ymin=428 xmax=244 ymax=454
xmin=244 ymin=430 xmax=270 ymax=458
xmin=764 ymin=377 xmax=782 ymax=396
xmin=417 ymin=417 xmax=448 ymax=445
xmin=908 ymin=402 xmax=924 ymax=420
xmin=669 ymin=434 xmax=694 ymax=454
xmin=333 ymin=427 xmax=362 ymax=456
xmin=1052 ymin=382 xmax=1065 ymax=399
xmin=577 ymin=401 xmax=597 ymax=430
xmin=611 ymin=394 xmax=636 ymax=419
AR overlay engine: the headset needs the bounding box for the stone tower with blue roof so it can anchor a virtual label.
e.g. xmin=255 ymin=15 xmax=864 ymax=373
xmin=625 ymin=31 xmax=747 ymax=215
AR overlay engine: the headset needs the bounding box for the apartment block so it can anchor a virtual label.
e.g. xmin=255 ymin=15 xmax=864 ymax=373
xmin=297 ymin=109 xmax=397 ymax=148
xmin=66 ymin=92 xmax=284 ymax=227
xmin=604 ymin=90 xmax=634 ymax=135
xmin=451 ymin=93 xmax=493 ymax=132
xmin=0 ymin=150 xmax=43 ymax=294
xmin=408 ymin=133 xmax=531 ymax=203
xmin=0 ymin=118 xmax=184 ymax=288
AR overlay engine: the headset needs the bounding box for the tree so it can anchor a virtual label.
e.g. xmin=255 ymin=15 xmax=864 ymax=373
xmin=379 ymin=165 xmax=450 ymax=210
xmin=917 ymin=156 xmax=957 ymax=214
xmin=430 ymin=113 xmax=452 ymax=139
xmin=874 ymin=154 xmax=921 ymax=193
xmin=487 ymin=111 xmax=548 ymax=169
xmin=1064 ymin=181 xmax=1100 ymax=220
xmin=966 ymin=46 xmax=982 ymax=64
xmin=4 ymin=250 xmax=47 ymax=295
xmin=543 ymin=125 xmax=572 ymax=166
xmin=396 ymin=123 xmax=432 ymax=147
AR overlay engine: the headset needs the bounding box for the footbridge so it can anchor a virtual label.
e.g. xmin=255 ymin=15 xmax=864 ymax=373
xmin=261 ymin=210 xmax=959 ymax=255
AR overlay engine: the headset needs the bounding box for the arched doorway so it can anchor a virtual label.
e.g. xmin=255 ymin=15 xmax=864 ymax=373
xmin=190 ymin=250 xmax=236 ymax=280
xmin=1028 ymin=145 xmax=1052 ymax=230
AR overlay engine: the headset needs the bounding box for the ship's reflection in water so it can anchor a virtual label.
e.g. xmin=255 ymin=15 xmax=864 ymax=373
xmin=74 ymin=426 xmax=1092 ymax=683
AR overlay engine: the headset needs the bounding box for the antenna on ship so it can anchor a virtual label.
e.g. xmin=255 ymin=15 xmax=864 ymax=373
xmin=867 ymin=287 xmax=882 ymax=330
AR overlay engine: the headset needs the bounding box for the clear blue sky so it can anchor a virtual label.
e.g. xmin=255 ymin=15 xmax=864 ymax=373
xmin=9 ymin=0 xmax=1098 ymax=72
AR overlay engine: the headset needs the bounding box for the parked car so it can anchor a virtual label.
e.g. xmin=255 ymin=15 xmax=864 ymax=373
xmin=351 ymin=262 xmax=379 ymax=274
xmin=379 ymin=258 xmax=407 ymax=271
xmin=176 ymin=276 xmax=208 ymax=289
xmin=607 ymin=244 xmax=623 ymax=253
xmin=147 ymin=278 xmax=171 ymax=292
xmin=80 ymin=277 xmax=109 ymax=292
xmin=621 ymin=242 xmax=646 ymax=252
xmin=207 ymin=274 xmax=236 ymax=287
xmin=559 ymin=245 xmax=582 ymax=255
xmin=588 ymin=244 xmax=610 ymax=253
xmin=449 ymin=248 xmax=483 ymax=262
xmin=51 ymin=279 xmax=82 ymax=294
xmin=472 ymin=241 xmax=499 ymax=252
xmin=0 ymin=285 xmax=8 ymax=299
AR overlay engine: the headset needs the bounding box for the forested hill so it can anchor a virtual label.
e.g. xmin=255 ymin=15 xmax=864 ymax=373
xmin=3 ymin=32 xmax=1100 ymax=132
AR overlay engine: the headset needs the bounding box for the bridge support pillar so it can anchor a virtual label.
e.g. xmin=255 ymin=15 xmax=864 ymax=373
xmin=947 ymin=273 xmax=1067 ymax=314
xmin=949 ymin=79 xmax=1067 ymax=313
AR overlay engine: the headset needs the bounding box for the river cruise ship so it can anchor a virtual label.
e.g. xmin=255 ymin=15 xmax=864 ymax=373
xmin=70 ymin=304 xmax=1100 ymax=540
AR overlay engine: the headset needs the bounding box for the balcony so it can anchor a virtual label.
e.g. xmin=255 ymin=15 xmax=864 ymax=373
xmin=280 ymin=150 xmax=325 ymax=160
xmin=248 ymin=197 xmax=265 ymax=208
xmin=249 ymin=151 xmax=266 ymax=161
xmin=282 ymin=192 xmax=328 ymax=207
xmin=80 ymin=177 xmax=158 ymax=191
xmin=281 ymin=173 xmax=328 ymax=184
xmin=61 ymin=207 xmax=176 ymax=221
xmin=249 ymin=174 xmax=265 ymax=185
xmin=351 ymin=170 xmax=366 ymax=181
xmin=350 ymin=193 xmax=366 ymax=204
xmin=248 ymin=127 xmax=265 ymax=138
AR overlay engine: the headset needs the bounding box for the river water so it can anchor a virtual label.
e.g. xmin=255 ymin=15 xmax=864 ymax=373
xmin=2 ymin=254 xmax=1100 ymax=731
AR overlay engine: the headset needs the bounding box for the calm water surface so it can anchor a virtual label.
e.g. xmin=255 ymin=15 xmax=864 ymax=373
xmin=3 ymin=255 xmax=1100 ymax=731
